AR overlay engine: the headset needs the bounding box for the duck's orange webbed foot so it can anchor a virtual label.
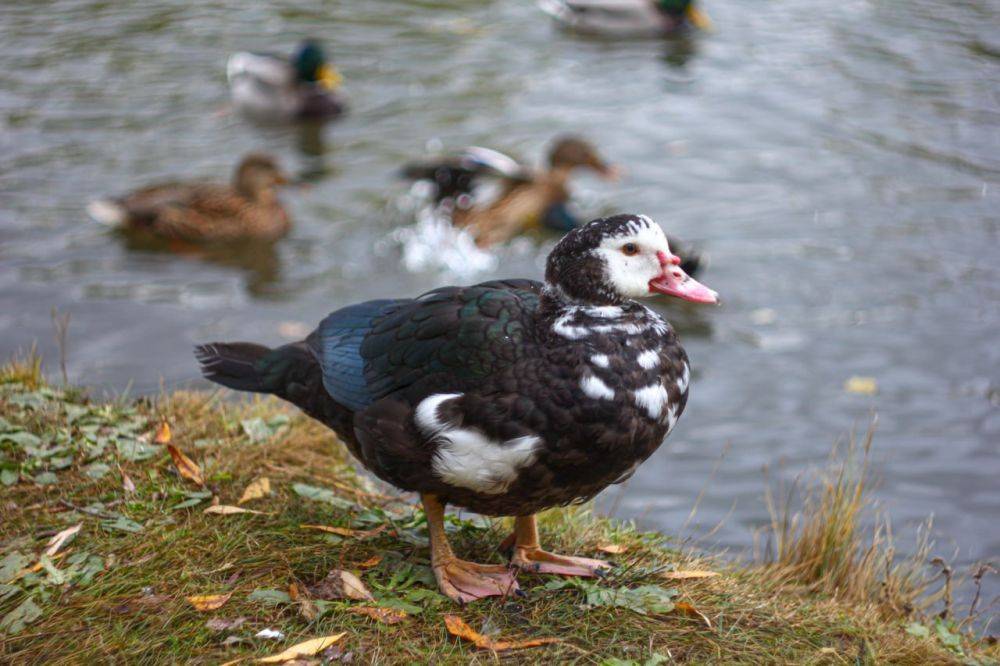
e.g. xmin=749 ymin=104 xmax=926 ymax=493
xmin=511 ymin=546 xmax=610 ymax=578
xmin=505 ymin=514 xmax=612 ymax=578
xmin=433 ymin=557 xmax=519 ymax=604
xmin=422 ymin=493 xmax=519 ymax=604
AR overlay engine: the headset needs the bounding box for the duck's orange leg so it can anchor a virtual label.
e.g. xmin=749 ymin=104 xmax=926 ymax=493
xmin=423 ymin=494 xmax=519 ymax=604
xmin=509 ymin=515 xmax=611 ymax=577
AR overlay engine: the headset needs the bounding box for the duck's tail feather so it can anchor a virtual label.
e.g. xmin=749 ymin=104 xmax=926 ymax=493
xmin=195 ymin=342 xmax=276 ymax=393
xmin=87 ymin=199 xmax=127 ymax=227
xmin=195 ymin=340 xmax=356 ymax=438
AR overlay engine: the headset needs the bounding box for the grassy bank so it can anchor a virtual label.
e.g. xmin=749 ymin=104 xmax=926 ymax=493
xmin=0 ymin=359 xmax=995 ymax=664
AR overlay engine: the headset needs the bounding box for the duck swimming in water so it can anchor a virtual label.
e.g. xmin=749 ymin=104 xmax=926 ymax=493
xmin=227 ymin=40 xmax=346 ymax=123
xmin=402 ymin=136 xmax=619 ymax=247
xmin=539 ymin=0 xmax=712 ymax=37
xmin=402 ymin=137 xmax=704 ymax=275
xmin=87 ymin=154 xmax=292 ymax=243
xmin=196 ymin=214 xmax=718 ymax=603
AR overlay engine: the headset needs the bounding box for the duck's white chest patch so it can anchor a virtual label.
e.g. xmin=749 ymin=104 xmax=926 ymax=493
xmin=633 ymin=383 xmax=670 ymax=420
xmin=581 ymin=374 xmax=615 ymax=400
xmin=590 ymin=353 xmax=610 ymax=368
xmin=677 ymin=363 xmax=690 ymax=393
xmin=415 ymin=393 xmax=540 ymax=495
xmin=636 ymin=348 xmax=660 ymax=369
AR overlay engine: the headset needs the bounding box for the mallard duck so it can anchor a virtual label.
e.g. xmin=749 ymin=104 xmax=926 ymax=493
xmin=403 ymin=136 xmax=619 ymax=248
xmin=539 ymin=0 xmax=712 ymax=37
xmin=227 ymin=40 xmax=345 ymax=122
xmin=197 ymin=214 xmax=718 ymax=602
xmin=402 ymin=137 xmax=705 ymax=276
xmin=87 ymin=154 xmax=292 ymax=243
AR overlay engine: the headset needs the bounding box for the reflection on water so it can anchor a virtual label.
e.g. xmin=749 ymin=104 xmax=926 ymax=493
xmin=117 ymin=233 xmax=283 ymax=300
xmin=0 ymin=0 xmax=998 ymax=608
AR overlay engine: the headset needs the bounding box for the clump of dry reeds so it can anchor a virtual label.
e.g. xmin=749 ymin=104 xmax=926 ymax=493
xmin=761 ymin=422 xmax=932 ymax=617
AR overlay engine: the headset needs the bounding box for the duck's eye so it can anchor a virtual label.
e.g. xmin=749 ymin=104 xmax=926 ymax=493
xmin=621 ymin=243 xmax=639 ymax=256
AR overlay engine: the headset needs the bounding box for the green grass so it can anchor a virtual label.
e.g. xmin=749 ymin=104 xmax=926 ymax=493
xmin=0 ymin=359 xmax=996 ymax=664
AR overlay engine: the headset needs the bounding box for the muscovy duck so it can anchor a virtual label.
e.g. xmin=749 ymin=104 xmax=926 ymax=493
xmin=87 ymin=154 xmax=292 ymax=243
xmin=401 ymin=136 xmax=619 ymax=247
xmin=196 ymin=214 xmax=718 ymax=603
xmin=227 ymin=40 xmax=346 ymax=123
xmin=539 ymin=0 xmax=712 ymax=37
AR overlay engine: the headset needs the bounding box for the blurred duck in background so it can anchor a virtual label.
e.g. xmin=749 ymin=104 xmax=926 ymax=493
xmin=401 ymin=136 xmax=704 ymax=275
xmin=87 ymin=154 xmax=292 ymax=243
xmin=402 ymin=136 xmax=620 ymax=247
xmin=539 ymin=0 xmax=712 ymax=37
xmin=227 ymin=40 xmax=345 ymax=123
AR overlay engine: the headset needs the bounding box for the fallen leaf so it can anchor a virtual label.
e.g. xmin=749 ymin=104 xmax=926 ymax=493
xmin=206 ymin=616 xmax=247 ymax=632
xmin=674 ymin=601 xmax=712 ymax=628
xmin=0 ymin=597 xmax=43 ymax=634
xmin=238 ymin=477 xmax=271 ymax=504
xmin=44 ymin=523 xmax=82 ymax=557
xmin=257 ymin=633 xmax=346 ymax=663
xmin=154 ymin=421 xmax=172 ymax=444
xmin=288 ymin=583 xmax=320 ymax=621
xmin=300 ymin=524 xmax=386 ymax=539
xmin=186 ymin=592 xmax=233 ymax=611
xmin=255 ymin=628 xmax=286 ymax=640
xmin=120 ymin=467 xmax=136 ymax=495
xmin=24 ymin=551 xmax=66 ymax=576
xmin=292 ymin=483 xmax=355 ymax=509
xmin=248 ymin=588 xmax=292 ymax=606
xmin=308 ymin=569 xmax=373 ymax=601
xmin=444 ymin=614 xmax=559 ymax=652
xmin=357 ymin=555 xmax=382 ymax=569
xmin=844 ymin=376 xmax=878 ymax=395
xmin=597 ymin=543 xmax=627 ymax=554
xmin=203 ymin=505 xmax=265 ymax=516
xmin=167 ymin=444 xmax=204 ymax=485
xmin=660 ymin=570 xmax=719 ymax=580
xmin=348 ymin=606 xmax=407 ymax=625
xmin=132 ymin=593 xmax=171 ymax=608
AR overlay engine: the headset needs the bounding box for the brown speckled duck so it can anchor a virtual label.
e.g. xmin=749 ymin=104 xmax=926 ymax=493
xmin=87 ymin=154 xmax=291 ymax=243
xmin=402 ymin=136 xmax=619 ymax=248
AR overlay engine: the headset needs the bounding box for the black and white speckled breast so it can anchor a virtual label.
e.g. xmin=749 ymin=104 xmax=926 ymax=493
xmin=546 ymin=302 xmax=689 ymax=432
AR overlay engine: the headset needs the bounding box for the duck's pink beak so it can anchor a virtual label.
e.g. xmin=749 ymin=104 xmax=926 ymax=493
xmin=649 ymin=251 xmax=719 ymax=304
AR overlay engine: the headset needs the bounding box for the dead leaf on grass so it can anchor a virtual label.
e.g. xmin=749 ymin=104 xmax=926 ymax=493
xmin=206 ymin=616 xmax=247 ymax=632
xmin=308 ymin=569 xmax=373 ymax=601
xmin=238 ymin=477 xmax=271 ymax=504
xmin=154 ymin=421 xmax=172 ymax=444
xmin=443 ymin=614 xmax=559 ymax=652
xmin=120 ymin=466 xmax=136 ymax=495
xmin=257 ymin=633 xmax=347 ymax=663
xmin=288 ymin=583 xmax=320 ymax=621
xmin=675 ymin=601 xmax=712 ymax=628
xmin=357 ymin=555 xmax=382 ymax=569
xmin=186 ymin=592 xmax=233 ymax=611
xmin=300 ymin=524 xmax=386 ymax=540
xmin=44 ymin=523 xmax=82 ymax=557
xmin=203 ymin=505 xmax=266 ymax=516
xmin=596 ymin=543 xmax=627 ymax=554
xmin=167 ymin=444 xmax=204 ymax=485
xmin=348 ymin=606 xmax=408 ymax=625
xmin=660 ymin=570 xmax=719 ymax=580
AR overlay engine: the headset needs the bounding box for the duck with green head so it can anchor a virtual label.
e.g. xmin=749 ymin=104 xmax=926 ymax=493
xmin=227 ymin=39 xmax=346 ymax=123
xmin=539 ymin=0 xmax=712 ymax=37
